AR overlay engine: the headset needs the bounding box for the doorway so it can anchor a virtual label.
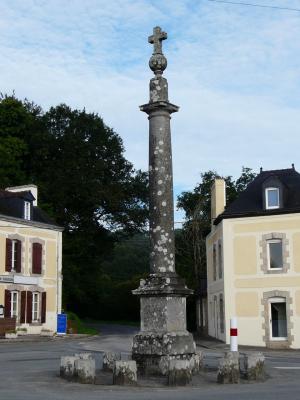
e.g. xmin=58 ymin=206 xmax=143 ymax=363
xmin=269 ymin=298 xmax=288 ymax=340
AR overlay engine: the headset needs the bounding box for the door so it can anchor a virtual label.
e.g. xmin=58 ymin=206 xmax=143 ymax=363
xmin=213 ymin=295 xmax=219 ymax=339
xmin=269 ymin=298 xmax=288 ymax=340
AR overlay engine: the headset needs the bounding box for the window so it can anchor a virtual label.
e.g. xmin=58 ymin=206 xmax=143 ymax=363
xmin=12 ymin=240 xmax=18 ymax=271
xmin=266 ymin=187 xmax=280 ymax=209
xmin=219 ymin=294 xmax=224 ymax=334
xmin=24 ymin=201 xmax=31 ymax=220
xmin=218 ymin=241 xmax=223 ymax=279
xmin=5 ymin=239 xmax=21 ymax=272
xmin=32 ymin=292 xmax=40 ymax=322
xmin=202 ymin=299 xmax=206 ymax=327
xmin=213 ymin=244 xmax=217 ymax=280
xmin=32 ymin=243 xmax=42 ymax=274
xmin=10 ymin=291 xmax=18 ymax=318
xmin=268 ymin=240 xmax=283 ymax=269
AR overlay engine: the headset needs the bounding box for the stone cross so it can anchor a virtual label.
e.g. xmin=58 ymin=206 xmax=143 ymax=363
xmin=148 ymin=26 xmax=167 ymax=55
xmin=132 ymin=26 xmax=196 ymax=376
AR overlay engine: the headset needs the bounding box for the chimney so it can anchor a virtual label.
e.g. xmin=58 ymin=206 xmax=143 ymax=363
xmin=211 ymin=178 xmax=226 ymax=227
xmin=6 ymin=184 xmax=38 ymax=206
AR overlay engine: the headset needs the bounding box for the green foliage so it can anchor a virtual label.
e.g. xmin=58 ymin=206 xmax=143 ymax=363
xmin=67 ymin=311 xmax=98 ymax=334
xmin=0 ymin=136 xmax=27 ymax=187
xmin=177 ymin=167 xmax=256 ymax=229
xmin=102 ymin=233 xmax=149 ymax=281
xmin=176 ymin=167 xmax=257 ymax=288
xmin=0 ymin=94 xmax=149 ymax=321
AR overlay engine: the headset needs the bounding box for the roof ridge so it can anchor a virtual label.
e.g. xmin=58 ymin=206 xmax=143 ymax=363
xmin=260 ymin=168 xmax=296 ymax=174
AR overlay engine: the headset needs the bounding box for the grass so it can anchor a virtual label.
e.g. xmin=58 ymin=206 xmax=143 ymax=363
xmin=67 ymin=312 xmax=99 ymax=335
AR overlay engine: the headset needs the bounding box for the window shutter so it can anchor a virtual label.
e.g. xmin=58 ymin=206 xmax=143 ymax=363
xmin=15 ymin=240 xmax=22 ymax=273
xmin=4 ymin=290 xmax=11 ymax=318
xmin=20 ymin=291 xmax=27 ymax=323
xmin=41 ymin=292 xmax=47 ymax=323
xmin=32 ymin=243 xmax=42 ymax=274
xmin=26 ymin=291 xmax=33 ymax=324
xmin=5 ymin=239 xmax=12 ymax=272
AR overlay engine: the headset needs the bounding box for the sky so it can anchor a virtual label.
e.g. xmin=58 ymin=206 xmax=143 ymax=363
xmin=1 ymin=0 xmax=300 ymax=222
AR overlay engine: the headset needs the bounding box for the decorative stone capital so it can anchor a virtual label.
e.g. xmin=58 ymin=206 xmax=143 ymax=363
xmin=139 ymin=101 xmax=179 ymax=115
xmin=132 ymin=274 xmax=193 ymax=297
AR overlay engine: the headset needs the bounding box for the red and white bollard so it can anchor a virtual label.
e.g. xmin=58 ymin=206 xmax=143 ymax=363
xmin=230 ymin=317 xmax=238 ymax=352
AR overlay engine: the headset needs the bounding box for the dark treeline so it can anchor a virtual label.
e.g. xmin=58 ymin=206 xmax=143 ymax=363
xmin=0 ymin=94 xmax=256 ymax=324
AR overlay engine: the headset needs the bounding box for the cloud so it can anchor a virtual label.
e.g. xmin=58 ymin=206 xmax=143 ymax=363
xmin=1 ymin=0 xmax=300 ymax=212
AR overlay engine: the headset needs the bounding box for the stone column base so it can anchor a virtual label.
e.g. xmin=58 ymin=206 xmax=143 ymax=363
xmin=132 ymin=331 xmax=196 ymax=375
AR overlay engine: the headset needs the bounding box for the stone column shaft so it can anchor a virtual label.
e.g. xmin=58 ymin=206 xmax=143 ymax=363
xmin=149 ymin=109 xmax=175 ymax=274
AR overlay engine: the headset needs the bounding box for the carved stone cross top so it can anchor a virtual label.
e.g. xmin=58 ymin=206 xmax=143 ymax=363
xmin=148 ymin=26 xmax=167 ymax=55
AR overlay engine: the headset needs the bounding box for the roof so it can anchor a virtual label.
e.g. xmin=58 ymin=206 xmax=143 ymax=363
xmin=214 ymin=168 xmax=300 ymax=225
xmin=0 ymin=190 xmax=34 ymax=200
xmin=0 ymin=189 xmax=61 ymax=228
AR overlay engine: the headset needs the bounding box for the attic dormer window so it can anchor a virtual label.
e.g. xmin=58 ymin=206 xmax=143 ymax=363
xmin=24 ymin=201 xmax=31 ymax=220
xmin=266 ymin=187 xmax=280 ymax=209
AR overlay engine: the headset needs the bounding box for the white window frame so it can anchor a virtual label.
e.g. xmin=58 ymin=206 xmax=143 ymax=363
xmin=268 ymin=297 xmax=288 ymax=341
xmin=11 ymin=239 xmax=18 ymax=271
xmin=267 ymin=239 xmax=283 ymax=270
xmin=266 ymin=187 xmax=280 ymax=210
xmin=32 ymin=292 xmax=40 ymax=322
xmin=24 ymin=201 xmax=31 ymax=220
xmin=10 ymin=291 xmax=18 ymax=318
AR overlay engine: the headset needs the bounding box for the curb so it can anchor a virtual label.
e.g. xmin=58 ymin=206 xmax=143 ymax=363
xmin=0 ymin=333 xmax=98 ymax=344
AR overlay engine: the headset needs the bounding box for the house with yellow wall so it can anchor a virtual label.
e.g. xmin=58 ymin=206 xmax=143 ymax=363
xmin=0 ymin=184 xmax=63 ymax=335
xmin=206 ymin=167 xmax=300 ymax=349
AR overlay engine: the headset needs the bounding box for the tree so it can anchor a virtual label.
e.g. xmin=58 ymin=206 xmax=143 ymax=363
xmin=0 ymin=95 xmax=31 ymax=186
xmin=176 ymin=167 xmax=256 ymax=330
xmin=0 ymin=95 xmax=149 ymax=319
xmin=0 ymin=94 xmax=48 ymax=185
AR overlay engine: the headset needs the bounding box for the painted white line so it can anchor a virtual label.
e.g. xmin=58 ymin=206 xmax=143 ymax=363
xmin=274 ymin=367 xmax=300 ymax=370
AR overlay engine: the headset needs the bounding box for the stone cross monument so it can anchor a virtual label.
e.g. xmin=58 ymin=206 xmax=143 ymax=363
xmin=132 ymin=26 xmax=196 ymax=375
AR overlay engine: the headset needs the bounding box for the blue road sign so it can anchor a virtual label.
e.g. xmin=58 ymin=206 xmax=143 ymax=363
xmin=57 ymin=313 xmax=67 ymax=334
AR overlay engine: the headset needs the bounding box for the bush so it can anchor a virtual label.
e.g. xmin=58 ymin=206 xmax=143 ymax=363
xmin=66 ymin=311 xmax=98 ymax=335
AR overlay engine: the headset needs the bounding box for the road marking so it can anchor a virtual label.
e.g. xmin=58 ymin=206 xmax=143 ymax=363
xmin=274 ymin=367 xmax=300 ymax=370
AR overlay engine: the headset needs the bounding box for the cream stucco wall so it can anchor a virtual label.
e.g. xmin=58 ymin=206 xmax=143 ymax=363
xmin=207 ymin=223 xmax=225 ymax=341
xmin=0 ymin=220 xmax=62 ymax=334
xmin=207 ymin=213 xmax=300 ymax=349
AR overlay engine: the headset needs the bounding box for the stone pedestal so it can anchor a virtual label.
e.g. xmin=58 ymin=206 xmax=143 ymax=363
xmin=132 ymin=275 xmax=195 ymax=374
xmin=132 ymin=26 xmax=196 ymax=375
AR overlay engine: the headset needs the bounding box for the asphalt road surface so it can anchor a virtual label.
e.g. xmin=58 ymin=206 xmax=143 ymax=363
xmin=1 ymin=324 xmax=300 ymax=400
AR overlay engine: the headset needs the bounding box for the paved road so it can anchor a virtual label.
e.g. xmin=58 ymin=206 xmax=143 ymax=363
xmin=1 ymin=325 xmax=300 ymax=400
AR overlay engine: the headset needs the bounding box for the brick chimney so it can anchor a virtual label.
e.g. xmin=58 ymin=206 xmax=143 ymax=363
xmin=6 ymin=184 xmax=38 ymax=206
xmin=211 ymin=178 xmax=226 ymax=227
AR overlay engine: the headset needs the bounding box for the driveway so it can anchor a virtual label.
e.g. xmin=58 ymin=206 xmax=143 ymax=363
xmin=1 ymin=325 xmax=300 ymax=400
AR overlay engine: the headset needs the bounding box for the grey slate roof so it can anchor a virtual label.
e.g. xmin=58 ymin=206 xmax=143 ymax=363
xmin=0 ymin=189 xmax=60 ymax=227
xmin=214 ymin=168 xmax=300 ymax=225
